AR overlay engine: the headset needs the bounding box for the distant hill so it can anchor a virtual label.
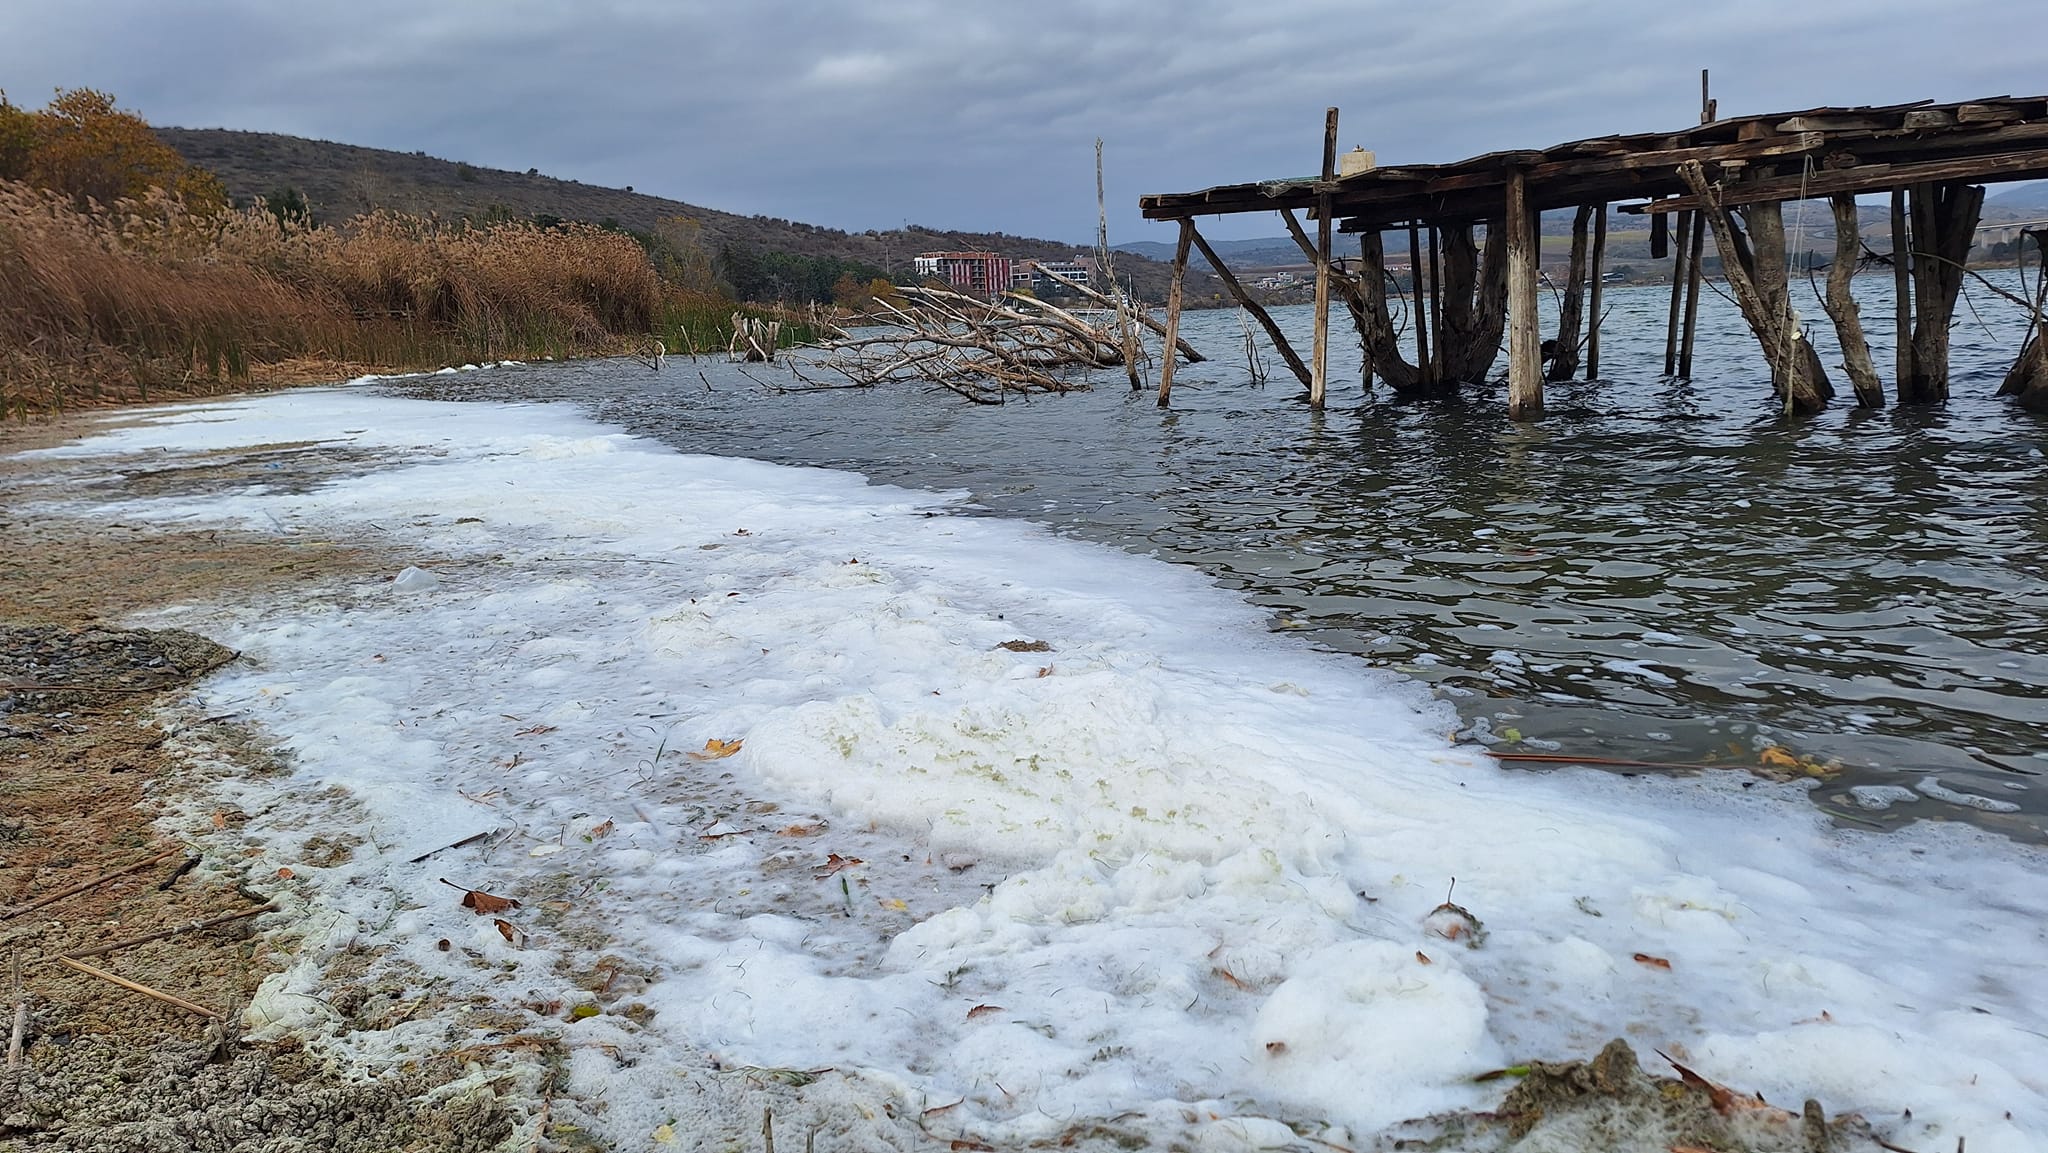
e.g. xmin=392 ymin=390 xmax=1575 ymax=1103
xmin=155 ymin=127 xmax=1221 ymax=304
xmin=1987 ymin=181 xmax=2048 ymax=213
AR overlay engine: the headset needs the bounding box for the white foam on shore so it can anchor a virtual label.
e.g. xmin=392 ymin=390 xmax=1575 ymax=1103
xmin=20 ymin=389 xmax=2048 ymax=1151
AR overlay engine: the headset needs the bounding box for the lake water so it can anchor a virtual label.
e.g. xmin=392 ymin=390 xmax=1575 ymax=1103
xmin=386 ymin=269 xmax=2048 ymax=842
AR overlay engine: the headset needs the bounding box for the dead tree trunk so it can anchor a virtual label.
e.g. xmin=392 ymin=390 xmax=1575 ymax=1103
xmin=1902 ymin=181 xmax=1986 ymax=404
xmin=1355 ymin=229 xmax=1422 ymax=391
xmin=1678 ymin=161 xmax=1832 ymax=414
xmin=1997 ymin=234 xmax=2048 ymax=412
xmin=1437 ymin=222 xmax=1508 ymax=384
xmin=1547 ymin=204 xmax=1593 ymax=381
xmin=1820 ymin=194 xmax=1886 ymax=407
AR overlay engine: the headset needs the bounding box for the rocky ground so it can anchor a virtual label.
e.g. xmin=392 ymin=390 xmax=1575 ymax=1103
xmin=0 ymin=411 xmax=516 ymax=1153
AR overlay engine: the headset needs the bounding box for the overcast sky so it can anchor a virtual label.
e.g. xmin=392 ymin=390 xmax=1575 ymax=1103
xmin=3 ymin=1 xmax=2039 ymax=243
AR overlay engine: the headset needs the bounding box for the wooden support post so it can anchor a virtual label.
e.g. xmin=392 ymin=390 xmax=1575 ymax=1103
xmin=1679 ymin=208 xmax=1707 ymax=379
xmin=1409 ymin=225 xmax=1430 ymax=386
xmin=1359 ymin=234 xmax=1377 ymax=392
xmin=1664 ymin=209 xmax=1693 ymax=375
xmin=1891 ymin=188 xmax=1913 ymax=399
xmin=1427 ymin=226 xmax=1444 ymax=383
xmin=1820 ymin=194 xmax=1885 ymax=406
xmin=1158 ymin=219 xmax=1192 ymax=408
xmin=1586 ymin=204 xmax=1606 ymax=380
xmin=1548 ymin=203 xmax=1593 ymax=381
xmin=1310 ymin=107 xmax=1337 ymax=411
xmin=1187 ymin=223 xmax=1313 ymax=388
xmin=1506 ymin=168 xmax=1543 ymax=419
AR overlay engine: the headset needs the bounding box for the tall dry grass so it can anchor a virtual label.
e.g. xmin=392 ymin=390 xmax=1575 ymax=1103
xmin=0 ymin=180 xmax=659 ymax=413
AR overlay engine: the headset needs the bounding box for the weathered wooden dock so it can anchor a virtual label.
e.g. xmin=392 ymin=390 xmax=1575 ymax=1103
xmin=1139 ymin=84 xmax=2048 ymax=417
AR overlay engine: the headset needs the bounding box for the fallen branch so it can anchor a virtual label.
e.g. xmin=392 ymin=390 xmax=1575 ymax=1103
xmin=55 ymin=955 xmax=221 ymax=1020
xmin=1 ymin=846 xmax=182 ymax=922
xmin=57 ymin=905 xmax=276 ymax=961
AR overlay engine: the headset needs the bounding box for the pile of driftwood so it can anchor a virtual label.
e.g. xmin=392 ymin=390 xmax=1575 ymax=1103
xmin=795 ymin=285 xmax=1128 ymax=403
xmin=795 ymin=276 xmax=1203 ymax=404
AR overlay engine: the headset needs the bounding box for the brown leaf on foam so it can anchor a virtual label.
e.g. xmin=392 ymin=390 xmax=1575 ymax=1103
xmin=440 ymin=877 xmax=520 ymax=914
xmin=1415 ymin=951 xmax=1434 ymax=965
xmin=1633 ymin=952 xmax=1673 ymax=970
xmin=494 ymin=918 xmax=524 ymax=946
xmin=688 ymin=738 xmax=743 ymax=761
xmin=965 ymin=1004 xmax=1004 ymax=1020
xmin=813 ymin=853 xmax=863 ymax=879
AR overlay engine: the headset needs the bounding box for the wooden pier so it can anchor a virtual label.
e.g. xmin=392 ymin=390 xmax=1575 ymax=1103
xmin=1138 ymin=87 xmax=2048 ymax=416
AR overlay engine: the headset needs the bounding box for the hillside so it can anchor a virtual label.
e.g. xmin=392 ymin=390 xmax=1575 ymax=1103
xmin=155 ymin=127 xmax=1221 ymax=304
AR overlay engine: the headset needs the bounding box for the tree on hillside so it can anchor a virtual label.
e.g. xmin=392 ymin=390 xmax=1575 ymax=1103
xmin=0 ymin=93 xmax=34 ymax=182
xmin=13 ymin=88 xmax=226 ymax=212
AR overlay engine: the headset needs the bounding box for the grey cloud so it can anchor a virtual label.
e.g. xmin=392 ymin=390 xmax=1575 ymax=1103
xmin=3 ymin=0 xmax=2039 ymax=244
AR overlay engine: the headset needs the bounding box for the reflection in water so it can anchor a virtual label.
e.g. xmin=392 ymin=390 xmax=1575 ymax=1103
xmin=387 ymin=271 xmax=2048 ymax=840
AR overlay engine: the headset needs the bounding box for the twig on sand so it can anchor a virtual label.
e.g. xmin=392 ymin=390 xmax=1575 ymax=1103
xmin=8 ymin=949 xmax=25 ymax=1069
xmin=57 ymin=905 xmax=276 ymax=961
xmin=1 ymin=846 xmax=182 ymax=922
xmin=54 ymin=955 xmax=221 ymax=1020
xmin=155 ymin=854 xmax=202 ymax=891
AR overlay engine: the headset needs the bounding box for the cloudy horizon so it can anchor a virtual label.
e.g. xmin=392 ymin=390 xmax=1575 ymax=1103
xmin=4 ymin=0 xmax=2040 ymax=245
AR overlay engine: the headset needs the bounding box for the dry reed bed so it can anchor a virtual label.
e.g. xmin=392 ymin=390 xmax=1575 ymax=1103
xmin=0 ymin=180 xmax=659 ymax=410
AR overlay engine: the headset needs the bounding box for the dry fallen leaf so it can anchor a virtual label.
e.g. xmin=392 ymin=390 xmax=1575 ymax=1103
xmin=1416 ymin=951 xmax=1434 ymax=965
xmin=275 ymin=867 xmax=295 ymax=880
xmin=779 ymin=823 xmax=825 ymax=837
xmin=1758 ymin=746 xmax=1800 ymax=769
xmin=688 ymin=738 xmax=744 ymax=761
xmin=1633 ymin=952 xmax=1673 ymax=970
xmin=1264 ymin=1041 xmax=1288 ymax=1056
xmin=587 ymin=819 xmax=615 ymax=839
xmin=966 ymin=1004 xmax=1004 ymax=1019
xmin=494 ymin=918 xmax=523 ymax=946
xmin=814 ymin=853 xmax=863 ymax=879
xmin=1036 ymin=665 xmax=1053 ymax=678
xmin=209 ymin=811 xmax=227 ymax=830
xmin=1213 ymin=967 xmax=1251 ymax=991
xmin=440 ymin=877 xmax=521 ymax=914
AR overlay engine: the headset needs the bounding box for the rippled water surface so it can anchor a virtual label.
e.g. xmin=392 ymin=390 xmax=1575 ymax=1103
xmin=389 ymin=271 xmax=2048 ymax=840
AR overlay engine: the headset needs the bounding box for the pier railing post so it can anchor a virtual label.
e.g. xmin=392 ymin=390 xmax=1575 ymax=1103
xmin=1505 ymin=167 xmax=1543 ymax=419
xmin=1310 ymin=107 xmax=1338 ymax=411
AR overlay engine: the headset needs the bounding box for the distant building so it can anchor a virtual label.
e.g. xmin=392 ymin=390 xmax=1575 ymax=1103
xmin=1013 ymin=258 xmax=1094 ymax=294
xmin=913 ymin=252 xmax=1014 ymax=296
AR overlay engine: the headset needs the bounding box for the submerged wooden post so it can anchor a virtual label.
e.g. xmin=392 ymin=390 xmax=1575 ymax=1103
xmin=1664 ymin=209 xmax=1693 ymax=375
xmin=1505 ymin=168 xmax=1543 ymax=419
xmin=1548 ymin=203 xmax=1593 ymax=381
xmin=1820 ymin=194 xmax=1885 ymax=406
xmin=1891 ymin=188 xmax=1912 ymax=398
xmin=1409 ymin=225 xmax=1430 ymax=386
xmin=1679 ymin=209 xmax=1707 ymax=379
xmin=1428 ymin=226 xmax=1445 ymax=383
xmin=1586 ymin=205 xmax=1606 ymax=380
xmin=1187 ymin=223 xmax=1312 ymax=388
xmin=1158 ymin=219 xmax=1192 ymax=408
xmin=1310 ymin=107 xmax=1337 ymax=411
